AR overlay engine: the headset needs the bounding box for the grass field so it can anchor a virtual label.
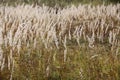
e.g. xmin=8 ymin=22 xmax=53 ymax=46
xmin=0 ymin=3 xmax=120 ymax=80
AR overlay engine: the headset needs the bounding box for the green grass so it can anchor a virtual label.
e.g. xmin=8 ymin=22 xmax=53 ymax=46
xmin=1 ymin=41 xmax=120 ymax=80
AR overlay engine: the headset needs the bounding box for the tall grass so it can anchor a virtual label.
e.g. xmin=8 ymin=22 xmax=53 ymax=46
xmin=0 ymin=4 xmax=120 ymax=79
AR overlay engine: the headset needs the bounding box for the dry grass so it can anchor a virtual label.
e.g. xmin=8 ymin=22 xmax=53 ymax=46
xmin=0 ymin=4 xmax=120 ymax=80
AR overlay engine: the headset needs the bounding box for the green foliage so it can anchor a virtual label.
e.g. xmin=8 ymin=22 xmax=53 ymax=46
xmin=0 ymin=0 xmax=120 ymax=7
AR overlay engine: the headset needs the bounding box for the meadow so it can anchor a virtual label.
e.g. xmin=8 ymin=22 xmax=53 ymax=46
xmin=0 ymin=3 xmax=120 ymax=80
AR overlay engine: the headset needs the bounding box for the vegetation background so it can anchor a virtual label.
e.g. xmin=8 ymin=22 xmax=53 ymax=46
xmin=0 ymin=0 xmax=120 ymax=7
xmin=0 ymin=0 xmax=120 ymax=80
